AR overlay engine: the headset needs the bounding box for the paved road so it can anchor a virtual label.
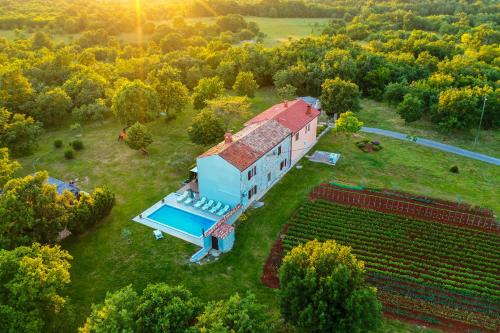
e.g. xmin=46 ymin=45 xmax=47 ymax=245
xmin=361 ymin=127 xmax=500 ymax=166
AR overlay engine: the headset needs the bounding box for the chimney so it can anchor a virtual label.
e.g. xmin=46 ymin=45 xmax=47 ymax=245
xmin=284 ymin=100 xmax=288 ymax=107
xmin=224 ymin=132 xmax=233 ymax=144
xmin=306 ymin=104 xmax=312 ymax=115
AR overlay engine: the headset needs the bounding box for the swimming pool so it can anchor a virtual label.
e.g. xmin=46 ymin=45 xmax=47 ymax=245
xmin=147 ymin=205 xmax=217 ymax=237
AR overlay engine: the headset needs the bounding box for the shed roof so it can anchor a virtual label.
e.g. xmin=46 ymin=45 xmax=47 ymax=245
xmin=245 ymin=99 xmax=320 ymax=133
xmin=46 ymin=176 xmax=80 ymax=196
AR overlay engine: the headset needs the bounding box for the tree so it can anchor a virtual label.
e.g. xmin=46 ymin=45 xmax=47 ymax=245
xmin=383 ymin=81 xmax=409 ymax=106
xmin=320 ymin=78 xmax=361 ymax=117
xmin=205 ymin=96 xmax=250 ymax=130
xmin=0 ymin=65 xmax=33 ymax=113
xmin=279 ymin=240 xmax=382 ymax=333
xmin=335 ymin=111 xmax=363 ymax=135
xmin=63 ymin=70 xmax=108 ymax=108
xmin=276 ymin=84 xmax=297 ymax=102
xmin=320 ymin=48 xmax=357 ymax=81
xmin=111 ymin=80 xmax=161 ymax=125
xmin=0 ymin=243 xmax=72 ymax=333
xmin=149 ymin=75 xmax=190 ymax=115
xmin=397 ymin=94 xmax=424 ymax=123
xmin=0 ymin=108 xmax=43 ymax=156
xmin=188 ymin=109 xmax=225 ymax=145
xmin=195 ymin=292 xmax=269 ymax=333
xmin=434 ymin=86 xmax=491 ymax=131
xmin=33 ymin=88 xmax=72 ymax=127
xmin=136 ymin=283 xmax=201 ymax=333
xmin=216 ymin=60 xmax=237 ymax=88
xmin=0 ymin=148 xmax=20 ymax=188
xmin=160 ymin=33 xmax=185 ymax=53
xmin=126 ymin=122 xmax=153 ymax=151
xmin=79 ymin=285 xmax=139 ymax=333
xmin=73 ymin=100 xmax=108 ymax=123
xmin=233 ymin=71 xmax=259 ymax=97
xmin=31 ymin=31 xmax=53 ymax=50
xmin=193 ymin=77 xmax=225 ymax=110
xmin=0 ymin=172 xmax=68 ymax=249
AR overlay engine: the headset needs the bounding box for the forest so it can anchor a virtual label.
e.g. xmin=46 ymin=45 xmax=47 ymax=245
xmin=0 ymin=0 xmax=499 ymax=332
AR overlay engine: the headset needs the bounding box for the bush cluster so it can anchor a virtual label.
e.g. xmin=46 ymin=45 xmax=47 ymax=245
xmin=67 ymin=186 xmax=115 ymax=234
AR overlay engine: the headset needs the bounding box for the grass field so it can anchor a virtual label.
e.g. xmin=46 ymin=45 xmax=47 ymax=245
xmin=184 ymin=16 xmax=329 ymax=46
xmin=16 ymin=88 xmax=499 ymax=332
xmin=358 ymin=99 xmax=500 ymax=158
xmin=0 ymin=16 xmax=329 ymax=47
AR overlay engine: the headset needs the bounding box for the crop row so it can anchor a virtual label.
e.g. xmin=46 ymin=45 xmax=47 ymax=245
xmin=379 ymin=291 xmax=499 ymax=331
xmin=369 ymin=271 xmax=498 ymax=316
xmin=285 ymin=225 xmax=500 ymax=294
xmin=288 ymin=216 xmax=499 ymax=274
xmin=282 ymin=199 xmax=500 ymax=329
xmin=284 ymin=234 xmax=499 ymax=298
xmin=306 ymin=200 xmax=499 ymax=249
xmin=295 ymin=201 xmax=500 ymax=268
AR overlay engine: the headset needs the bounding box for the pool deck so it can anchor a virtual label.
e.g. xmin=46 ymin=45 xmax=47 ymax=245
xmin=133 ymin=193 xmax=220 ymax=247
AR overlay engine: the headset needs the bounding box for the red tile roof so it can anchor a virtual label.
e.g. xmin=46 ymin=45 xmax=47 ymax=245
xmin=246 ymin=99 xmax=320 ymax=133
xmin=198 ymin=120 xmax=291 ymax=171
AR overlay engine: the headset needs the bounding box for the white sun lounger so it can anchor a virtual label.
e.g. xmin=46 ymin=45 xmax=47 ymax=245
xmin=209 ymin=202 xmax=222 ymax=214
xmin=176 ymin=191 xmax=188 ymax=203
xmin=202 ymin=200 xmax=214 ymax=211
xmin=184 ymin=196 xmax=194 ymax=205
xmin=216 ymin=204 xmax=230 ymax=216
xmin=194 ymin=197 xmax=206 ymax=208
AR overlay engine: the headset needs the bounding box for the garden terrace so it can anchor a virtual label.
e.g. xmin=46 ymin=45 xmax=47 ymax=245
xmin=282 ymin=199 xmax=500 ymax=332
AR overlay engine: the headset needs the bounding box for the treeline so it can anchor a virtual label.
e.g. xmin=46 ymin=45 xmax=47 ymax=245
xmin=187 ymin=0 xmax=499 ymax=19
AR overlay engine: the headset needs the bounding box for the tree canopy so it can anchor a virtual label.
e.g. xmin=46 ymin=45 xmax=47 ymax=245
xmin=111 ymin=80 xmax=161 ymax=125
xmin=279 ymin=240 xmax=382 ymax=333
xmin=320 ymin=78 xmax=361 ymax=117
xmin=188 ymin=109 xmax=225 ymax=145
xmin=192 ymin=77 xmax=225 ymax=110
xmin=0 ymin=243 xmax=72 ymax=333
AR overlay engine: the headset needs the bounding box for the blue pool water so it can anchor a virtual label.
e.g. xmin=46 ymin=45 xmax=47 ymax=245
xmin=147 ymin=205 xmax=216 ymax=237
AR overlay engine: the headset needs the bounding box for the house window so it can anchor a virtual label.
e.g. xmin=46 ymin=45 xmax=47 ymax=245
xmin=295 ymin=133 xmax=299 ymax=141
xmin=247 ymin=166 xmax=257 ymax=180
xmin=280 ymin=159 xmax=287 ymax=171
xmin=267 ymin=172 xmax=271 ymax=182
xmin=278 ymin=146 xmax=282 ymax=155
xmin=248 ymin=185 xmax=258 ymax=199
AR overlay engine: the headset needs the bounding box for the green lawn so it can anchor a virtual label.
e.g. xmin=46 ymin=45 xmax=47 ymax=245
xmin=17 ymin=88 xmax=498 ymax=332
xmin=181 ymin=16 xmax=329 ymax=47
xmin=1 ymin=16 xmax=330 ymax=47
xmin=358 ymin=99 xmax=500 ymax=158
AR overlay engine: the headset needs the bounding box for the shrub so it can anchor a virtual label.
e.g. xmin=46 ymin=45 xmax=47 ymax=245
xmin=53 ymin=139 xmax=63 ymax=148
xmin=67 ymin=186 xmax=115 ymax=234
xmin=126 ymin=122 xmax=153 ymax=151
xmin=450 ymin=165 xmax=459 ymax=173
xmin=71 ymin=140 xmax=84 ymax=151
xmin=64 ymin=148 xmax=75 ymax=159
